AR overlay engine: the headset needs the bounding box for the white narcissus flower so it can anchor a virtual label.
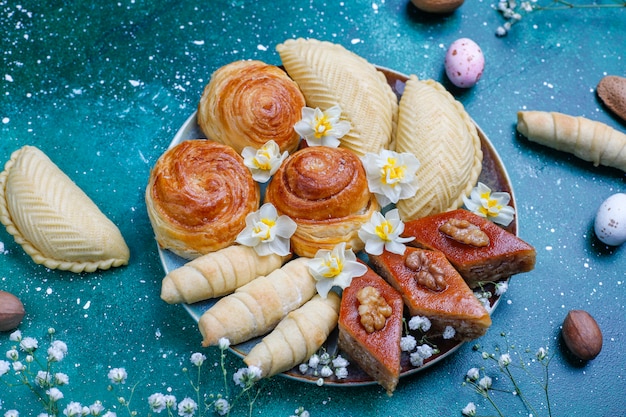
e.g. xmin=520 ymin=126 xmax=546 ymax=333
xmin=308 ymin=242 xmax=367 ymax=298
xmin=466 ymin=367 xmax=480 ymax=381
xmin=236 ymin=203 xmax=297 ymax=257
xmin=479 ymin=375 xmax=493 ymax=390
xmin=294 ymin=105 xmax=351 ymax=148
xmin=495 ymin=281 xmax=508 ymax=296
xmin=241 ymin=140 xmax=288 ymax=183
xmin=148 ymin=393 xmax=166 ymax=413
xmin=358 ymin=209 xmax=414 ymax=256
xmin=498 ymin=353 xmax=512 ymax=368
xmin=19 ymin=337 xmax=38 ymax=352
xmin=463 ymin=182 xmax=515 ymax=226
xmin=408 ymin=315 xmax=431 ymax=332
xmin=361 ymin=149 xmax=420 ymax=208
xmin=0 ymin=360 xmax=10 ymax=376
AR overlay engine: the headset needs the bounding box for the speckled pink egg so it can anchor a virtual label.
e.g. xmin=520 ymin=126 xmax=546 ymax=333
xmin=445 ymin=38 xmax=485 ymax=88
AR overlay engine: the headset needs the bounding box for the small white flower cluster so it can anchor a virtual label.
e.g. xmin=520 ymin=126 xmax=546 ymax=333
xmin=494 ymin=0 xmax=536 ymax=36
xmin=462 ymin=343 xmax=553 ymax=416
xmin=289 ymin=407 xmax=310 ymax=417
xmin=474 ymin=281 xmax=508 ymax=313
xmin=0 ymin=329 xmax=117 ymax=417
xmin=400 ymin=316 xmax=442 ymax=368
xmin=298 ymin=351 xmax=350 ymax=385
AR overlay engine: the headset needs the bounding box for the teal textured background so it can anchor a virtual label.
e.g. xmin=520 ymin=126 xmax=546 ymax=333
xmin=1 ymin=1 xmax=624 ymax=416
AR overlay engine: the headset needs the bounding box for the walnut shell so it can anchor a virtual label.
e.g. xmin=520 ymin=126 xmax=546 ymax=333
xmin=561 ymin=310 xmax=603 ymax=361
xmin=0 ymin=290 xmax=25 ymax=331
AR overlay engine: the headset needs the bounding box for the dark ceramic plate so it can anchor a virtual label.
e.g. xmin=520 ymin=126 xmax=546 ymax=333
xmin=157 ymin=67 xmax=517 ymax=387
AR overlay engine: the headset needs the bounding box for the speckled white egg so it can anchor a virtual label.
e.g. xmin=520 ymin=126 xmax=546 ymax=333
xmin=444 ymin=38 xmax=485 ymax=88
xmin=594 ymin=193 xmax=626 ymax=246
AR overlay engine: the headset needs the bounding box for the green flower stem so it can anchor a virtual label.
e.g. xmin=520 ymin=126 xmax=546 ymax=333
xmin=501 ymin=366 xmax=539 ymax=417
xmin=536 ymin=0 xmax=626 ymax=10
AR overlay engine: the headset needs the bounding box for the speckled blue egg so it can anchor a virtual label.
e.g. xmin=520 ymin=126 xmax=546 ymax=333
xmin=445 ymin=38 xmax=485 ymax=88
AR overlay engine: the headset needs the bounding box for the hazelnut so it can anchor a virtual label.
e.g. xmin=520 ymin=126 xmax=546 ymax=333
xmin=411 ymin=0 xmax=464 ymax=14
xmin=561 ymin=310 xmax=603 ymax=361
xmin=0 ymin=290 xmax=25 ymax=332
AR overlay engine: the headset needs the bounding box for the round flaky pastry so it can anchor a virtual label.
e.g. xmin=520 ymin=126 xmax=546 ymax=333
xmin=197 ymin=60 xmax=305 ymax=154
xmin=265 ymin=146 xmax=379 ymax=257
xmin=146 ymin=140 xmax=260 ymax=259
xmin=0 ymin=146 xmax=130 ymax=273
xmin=394 ymin=76 xmax=483 ymax=221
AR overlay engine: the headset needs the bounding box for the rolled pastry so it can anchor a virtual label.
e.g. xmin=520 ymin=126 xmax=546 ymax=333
xmin=146 ymin=140 xmax=260 ymax=259
xmin=197 ymin=60 xmax=305 ymax=154
xmin=199 ymin=257 xmax=316 ymax=347
xmin=244 ymin=293 xmax=341 ymax=377
xmin=517 ymin=110 xmax=626 ymax=172
xmin=0 ymin=146 xmax=130 ymax=273
xmin=394 ymin=76 xmax=482 ymax=221
xmin=264 ymin=146 xmax=379 ymax=257
xmin=276 ymin=38 xmax=398 ymax=156
xmin=160 ymin=245 xmax=290 ymax=304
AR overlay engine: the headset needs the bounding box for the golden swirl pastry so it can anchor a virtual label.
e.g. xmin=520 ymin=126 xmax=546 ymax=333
xmin=0 ymin=146 xmax=130 ymax=273
xmin=197 ymin=60 xmax=305 ymax=154
xmin=276 ymin=38 xmax=398 ymax=157
xmin=395 ymin=76 xmax=482 ymax=221
xmin=146 ymin=140 xmax=260 ymax=259
xmin=265 ymin=146 xmax=379 ymax=257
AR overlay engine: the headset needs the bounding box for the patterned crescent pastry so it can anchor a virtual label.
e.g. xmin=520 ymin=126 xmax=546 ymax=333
xmin=197 ymin=60 xmax=305 ymax=154
xmin=0 ymin=146 xmax=130 ymax=273
xmin=145 ymin=140 xmax=260 ymax=259
xmin=276 ymin=38 xmax=398 ymax=156
xmin=265 ymin=146 xmax=379 ymax=257
xmin=395 ymin=76 xmax=482 ymax=221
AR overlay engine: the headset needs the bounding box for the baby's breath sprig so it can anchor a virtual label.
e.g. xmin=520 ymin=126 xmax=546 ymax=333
xmin=494 ymin=0 xmax=626 ymax=37
xmin=461 ymin=334 xmax=554 ymax=417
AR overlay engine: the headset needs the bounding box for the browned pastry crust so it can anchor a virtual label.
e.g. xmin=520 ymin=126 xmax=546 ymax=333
xmin=265 ymin=146 xmax=379 ymax=257
xmin=145 ymin=140 xmax=260 ymax=259
xmin=197 ymin=60 xmax=305 ymax=154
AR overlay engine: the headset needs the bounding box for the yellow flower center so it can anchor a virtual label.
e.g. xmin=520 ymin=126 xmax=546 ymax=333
xmin=381 ymin=157 xmax=405 ymax=185
xmin=253 ymin=149 xmax=272 ymax=170
xmin=314 ymin=115 xmax=333 ymax=138
xmin=253 ymin=218 xmax=275 ymax=240
xmin=478 ymin=193 xmax=502 ymax=217
xmin=375 ymin=220 xmax=393 ymax=242
xmin=322 ymin=256 xmax=343 ymax=278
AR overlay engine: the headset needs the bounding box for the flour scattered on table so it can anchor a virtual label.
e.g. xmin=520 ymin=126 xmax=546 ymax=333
xmin=2 ymin=117 xmax=9 ymax=124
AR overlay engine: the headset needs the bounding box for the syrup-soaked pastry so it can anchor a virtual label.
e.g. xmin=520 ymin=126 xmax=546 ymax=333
xmin=338 ymin=265 xmax=403 ymax=395
xmin=244 ymin=293 xmax=340 ymax=378
xmin=276 ymin=38 xmax=398 ymax=157
xmin=264 ymin=146 xmax=379 ymax=257
xmin=402 ymin=209 xmax=536 ymax=288
xmin=394 ymin=76 xmax=482 ymax=221
xmin=197 ymin=60 xmax=305 ymax=154
xmin=145 ymin=140 xmax=260 ymax=259
xmin=370 ymin=247 xmax=492 ymax=341
xmin=0 ymin=146 xmax=130 ymax=273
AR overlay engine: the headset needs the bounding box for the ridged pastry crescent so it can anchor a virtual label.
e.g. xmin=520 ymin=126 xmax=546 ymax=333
xmin=265 ymin=146 xmax=379 ymax=257
xmin=0 ymin=146 xmax=130 ymax=273
xmin=395 ymin=76 xmax=482 ymax=221
xmin=197 ymin=60 xmax=305 ymax=154
xmin=276 ymin=38 xmax=398 ymax=157
xmin=145 ymin=140 xmax=260 ymax=259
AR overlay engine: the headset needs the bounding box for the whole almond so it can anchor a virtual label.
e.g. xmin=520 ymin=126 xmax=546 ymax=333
xmin=0 ymin=290 xmax=25 ymax=332
xmin=561 ymin=310 xmax=603 ymax=361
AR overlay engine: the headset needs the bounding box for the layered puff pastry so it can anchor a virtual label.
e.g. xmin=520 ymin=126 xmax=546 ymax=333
xmin=264 ymin=146 xmax=379 ymax=257
xmin=197 ymin=60 xmax=305 ymax=154
xmin=0 ymin=146 xmax=130 ymax=273
xmin=276 ymin=38 xmax=398 ymax=157
xmin=145 ymin=140 xmax=260 ymax=259
xmin=394 ymin=76 xmax=482 ymax=221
